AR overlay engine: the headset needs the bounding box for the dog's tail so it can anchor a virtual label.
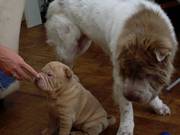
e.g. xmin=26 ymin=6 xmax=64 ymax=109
xmin=107 ymin=115 xmax=116 ymax=125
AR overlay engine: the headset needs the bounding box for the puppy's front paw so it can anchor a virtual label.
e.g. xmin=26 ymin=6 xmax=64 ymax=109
xmin=154 ymin=103 xmax=171 ymax=116
xmin=116 ymin=127 xmax=133 ymax=135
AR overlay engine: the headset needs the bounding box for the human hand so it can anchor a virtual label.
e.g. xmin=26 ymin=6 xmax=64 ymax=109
xmin=0 ymin=45 xmax=38 ymax=81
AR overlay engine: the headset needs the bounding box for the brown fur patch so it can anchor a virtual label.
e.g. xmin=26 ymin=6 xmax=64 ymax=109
xmin=117 ymin=8 xmax=177 ymax=91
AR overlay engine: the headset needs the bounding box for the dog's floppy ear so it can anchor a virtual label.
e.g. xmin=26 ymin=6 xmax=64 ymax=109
xmin=64 ymin=67 xmax=72 ymax=79
xmin=154 ymin=47 xmax=171 ymax=62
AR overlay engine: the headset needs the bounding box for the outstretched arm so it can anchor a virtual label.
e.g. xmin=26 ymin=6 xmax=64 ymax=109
xmin=0 ymin=45 xmax=38 ymax=81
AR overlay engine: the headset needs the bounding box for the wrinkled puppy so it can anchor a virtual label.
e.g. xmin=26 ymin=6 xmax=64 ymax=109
xmin=35 ymin=61 xmax=115 ymax=135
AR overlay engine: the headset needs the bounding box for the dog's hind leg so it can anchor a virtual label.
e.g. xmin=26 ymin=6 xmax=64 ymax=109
xmin=149 ymin=96 xmax=171 ymax=115
xmin=76 ymin=34 xmax=92 ymax=56
xmin=45 ymin=14 xmax=92 ymax=67
xmin=83 ymin=125 xmax=103 ymax=135
xmin=45 ymin=14 xmax=80 ymax=67
xmin=79 ymin=117 xmax=111 ymax=135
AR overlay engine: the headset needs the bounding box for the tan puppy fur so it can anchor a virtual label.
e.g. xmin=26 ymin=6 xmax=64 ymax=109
xmin=35 ymin=61 xmax=115 ymax=135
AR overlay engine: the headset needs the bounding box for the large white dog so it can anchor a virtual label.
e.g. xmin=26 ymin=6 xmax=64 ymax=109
xmin=45 ymin=0 xmax=178 ymax=135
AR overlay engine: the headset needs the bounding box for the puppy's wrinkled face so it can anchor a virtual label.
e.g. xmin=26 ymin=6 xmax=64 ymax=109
xmin=118 ymin=38 xmax=174 ymax=104
xmin=35 ymin=61 xmax=72 ymax=92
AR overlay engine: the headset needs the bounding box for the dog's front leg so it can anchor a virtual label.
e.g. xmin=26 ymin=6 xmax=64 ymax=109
xmin=114 ymin=83 xmax=134 ymax=135
xmin=59 ymin=117 xmax=73 ymax=135
xmin=149 ymin=96 xmax=171 ymax=115
xmin=113 ymin=65 xmax=134 ymax=135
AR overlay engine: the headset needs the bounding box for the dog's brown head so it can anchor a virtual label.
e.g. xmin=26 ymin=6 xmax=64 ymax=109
xmin=35 ymin=61 xmax=73 ymax=93
xmin=116 ymin=7 xmax=178 ymax=104
xmin=118 ymin=35 xmax=175 ymax=103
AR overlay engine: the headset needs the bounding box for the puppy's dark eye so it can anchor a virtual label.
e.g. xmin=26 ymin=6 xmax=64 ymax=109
xmin=47 ymin=73 xmax=53 ymax=77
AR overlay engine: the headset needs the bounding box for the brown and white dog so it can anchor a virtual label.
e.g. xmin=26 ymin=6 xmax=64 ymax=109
xmin=45 ymin=0 xmax=178 ymax=134
xmin=35 ymin=61 xmax=115 ymax=135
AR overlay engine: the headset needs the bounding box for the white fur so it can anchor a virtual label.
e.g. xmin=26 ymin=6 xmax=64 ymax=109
xmin=150 ymin=96 xmax=171 ymax=115
xmin=46 ymin=14 xmax=81 ymax=65
xmin=45 ymin=0 xmax=177 ymax=134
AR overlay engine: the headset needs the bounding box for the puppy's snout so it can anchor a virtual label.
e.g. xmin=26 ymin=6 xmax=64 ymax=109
xmin=34 ymin=77 xmax=41 ymax=85
xmin=34 ymin=73 xmax=43 ymax=84
xmin=123 ymin=91 xmax=141 ymax=102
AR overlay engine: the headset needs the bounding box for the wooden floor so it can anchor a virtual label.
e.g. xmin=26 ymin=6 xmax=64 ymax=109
xmin=0 ymin=23 xmax=179 ymax=135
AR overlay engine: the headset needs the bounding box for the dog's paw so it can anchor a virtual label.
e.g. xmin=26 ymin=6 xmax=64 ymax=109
xmin=154 ymin=103 xmax=171 ymax=116
xmin=116 ymin=127 xmax=133 ymax=135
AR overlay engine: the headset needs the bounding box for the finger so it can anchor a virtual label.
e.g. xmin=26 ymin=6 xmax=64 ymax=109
xmin=16 ymin=68 xmax=32 ymax=81
xmin=21 ymin=63 xmax=38 ymax=78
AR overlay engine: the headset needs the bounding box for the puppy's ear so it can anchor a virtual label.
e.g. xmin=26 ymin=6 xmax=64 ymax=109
xmin=154 ymin=48 xmax=171 ymax=62
xmin=64 ymin=68 xmax=72 ymax=79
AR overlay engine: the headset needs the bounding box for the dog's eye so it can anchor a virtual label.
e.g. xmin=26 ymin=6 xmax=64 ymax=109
xmin=46 ymin=72 xmax=53 ymax=77
xmin=47 ymin=73 xmax=52 ymax=77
